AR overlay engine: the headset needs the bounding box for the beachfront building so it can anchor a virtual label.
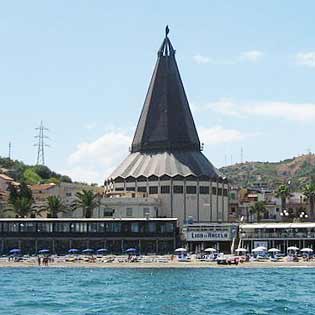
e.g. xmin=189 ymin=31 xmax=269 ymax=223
xmin=105 ymin=28 xmax=228 ymax=226
xmin=239 ymin=222 xmax=315 ymax=252
xmin=0 ymin=218 xmax=177 ymax=255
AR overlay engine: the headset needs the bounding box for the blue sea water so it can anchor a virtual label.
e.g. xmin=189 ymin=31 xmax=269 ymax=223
xmin=1 ymin=267 xmax=315 ymax=315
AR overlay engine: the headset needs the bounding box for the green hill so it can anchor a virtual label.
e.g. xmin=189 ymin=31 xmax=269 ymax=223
xmin=219 ymin=154 xmax=315 ymax=190
xmin=0 ymin=157 xmax=72 ymax=185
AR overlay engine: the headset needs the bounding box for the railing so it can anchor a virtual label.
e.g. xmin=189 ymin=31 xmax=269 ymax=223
xmin=242 ymin=232 xmax=315 ymax=239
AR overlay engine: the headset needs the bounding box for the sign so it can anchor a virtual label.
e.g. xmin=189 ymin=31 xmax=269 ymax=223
xmin=186 ymin=230 xmax=231 ymax=241
xmin=253 ymin=241 xmax=268 ymax=248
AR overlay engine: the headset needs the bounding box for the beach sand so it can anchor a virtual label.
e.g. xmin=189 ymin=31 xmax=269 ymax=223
xmin=2 ymin=259 xmax=315 ymax=269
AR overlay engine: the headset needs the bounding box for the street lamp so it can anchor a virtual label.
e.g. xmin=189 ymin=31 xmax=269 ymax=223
xmin=280 ymin=209 xmax=289 ymax=217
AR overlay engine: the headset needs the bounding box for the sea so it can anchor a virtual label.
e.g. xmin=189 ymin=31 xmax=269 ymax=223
xmin=1 ymin=267 xmax=315 ymax=315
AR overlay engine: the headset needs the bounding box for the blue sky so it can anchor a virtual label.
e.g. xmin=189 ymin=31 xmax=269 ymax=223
xmin=1 ymin=1 xmax=315 ymax=183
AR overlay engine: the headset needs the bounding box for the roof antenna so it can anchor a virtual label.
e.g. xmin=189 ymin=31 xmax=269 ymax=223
xmin=165 ymin=25 xmax=169 ymax=37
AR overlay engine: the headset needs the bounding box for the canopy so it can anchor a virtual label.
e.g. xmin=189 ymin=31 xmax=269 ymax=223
xmin=68 ymin=249 xmax=79 ymax=253
xmin=301 ymin=248 xmax=313 ymax=253
xmin=38 ymin=249 xmax=49 ymax=254
xmin=204 ymin=248 xmax=216 ymax=252
xmin=82 ymin=249 xmax=94 ymax=253
xmin=268 ymin=248 xmax=281 ymax=253
xmin=235 ymin=248 xmax=247 ymax=253
xmin=252 ymin=246 xmax=267 ymax=252
xmin=96 ymin=248 xmax=108 ymax=253
xmin=175 ymin=248 xmax=187 ymax=252
xmin=125 ymin=248 xmax=137 ymax=253
xmin=287 ymin=246 xmax=299 ymax=251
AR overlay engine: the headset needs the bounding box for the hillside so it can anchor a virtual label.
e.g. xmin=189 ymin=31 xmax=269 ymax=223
xmin=0 ymin=157 xmax=72 ymax=185
xmin=219 ymin=154 xmax=315 ymax=190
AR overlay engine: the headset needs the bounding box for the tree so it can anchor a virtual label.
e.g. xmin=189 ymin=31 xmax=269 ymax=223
xmin=275 ymin=184 xmax=290 ymax=212
xmin=5 ymin=182 xmax=34 ymax=217
xmin=303 ymin=183 xmax=315 ymax=220
xmin=72 ymin=190 xmax=99 ymax=218
xmin=37 ymin=196 xmax=67 ymax=218
xmin=249 ymin=201 xmax=266 ymax=222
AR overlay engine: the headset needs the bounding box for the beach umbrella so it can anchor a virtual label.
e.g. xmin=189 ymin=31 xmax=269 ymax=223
xmin=9 ymin=249 xmax=21 ymax=255
xmin=38 ymin=249 xmax=49 ymax=254
xmin=82 ymin=249 xmax=94 ymax=254
xmin=125 ymin=248 xmax=137 ymax=253
xmin=175 ymin=248 xmax=187 ymax=252
xmin=268 ymin=248 xmax=281 ymax=253
xmin=252 ymin=246 xmax=267 ymax=252
xmin=68 ymin=249 xmax=79 ymax=254
xmin=235 ymin=248 xmax=247 ymax=253
xmin=204 ymin=248 xmax=217 ymax=252
xmin=96 ymin=248 xmax=108 ymax=253
xmin=287 ymin=246 xmax=299 ymax=251
xmin=301 ymin=248 xmax=313 ymax=253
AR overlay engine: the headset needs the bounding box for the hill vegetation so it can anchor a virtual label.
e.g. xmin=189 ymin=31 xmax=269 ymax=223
xmin=0 ymin=157 xmax=72 ymax=185
xmin=219 ymin=154 xmax=315 ymax=191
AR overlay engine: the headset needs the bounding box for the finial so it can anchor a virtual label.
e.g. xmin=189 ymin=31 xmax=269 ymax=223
xmin=165 ymin=25 xmax=169 ymax=37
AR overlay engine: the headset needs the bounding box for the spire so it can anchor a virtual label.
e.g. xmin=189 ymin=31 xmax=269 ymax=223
xmin=131 ymin=27 xmax=201 ymax=153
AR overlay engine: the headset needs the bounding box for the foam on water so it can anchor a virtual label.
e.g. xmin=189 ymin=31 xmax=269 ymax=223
xmin=1 ymin=267 xmax=315 ymax=315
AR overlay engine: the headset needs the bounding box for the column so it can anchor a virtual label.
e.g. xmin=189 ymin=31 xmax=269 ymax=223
xmin=121 ymin=240 xmax=124 ymax=253
xmin=156 ymin=240 xmax=159 ymax=254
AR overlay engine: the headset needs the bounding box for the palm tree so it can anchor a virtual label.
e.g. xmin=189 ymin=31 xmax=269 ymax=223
xmin=275 ymin=184 xmax=290 ymax=212
xmin=5 ymin=196 xmax=34 ymax=218
xmin=249 ymin=201 xmax=266 ymax=222
xmin=72 ymin=190 xmax=99 ymax=218
xmin=37 ymin=196 xmax=66 ymax=218
xmin=303 ymin=183 xmax=315 ymax=220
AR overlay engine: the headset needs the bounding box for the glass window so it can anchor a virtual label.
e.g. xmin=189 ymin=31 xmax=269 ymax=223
xmin=37 ymin=223 xmax=53 ymax=233
xmin=113 ymin=223 xmax=121 ymax=233
xmin=212 ymin=187 xmax=217 ymax=195
xmin=173 ymin=185 xmax=183 ymax=194
xmin=218 ymin=188 xmax=223 ymax=196
xmin=126 ymin=187 xmax=135 ymax=192
xmin=54 ymin=222 xmax=70 ymax=233
xmin=115 ymin=187 xmax=124 ymax=191
xmin=126 ymin=208 xmax=133 ymax=217
xmin=143 ymin=207 xmax=150 ymax=217
xmin=131 ymin=223 xmax=139 ymax=233
xmin=148 ymin=222 xmax=156 ymax=233
xmin=89 ymin=223 xmax=98 ymax=233
xmin=137 ymin=186 xmax=147 ymax=193
xmin=223 ymin=189 xmax=228 ymax=196
xmin=149 ymin=186 xmax=158 ymax=194
xmin=186 ymin=186 xmax=196 ymax=194
xmin=200 ymin=186 xmax=210 ymax=194
xmin=71 ymin=223 xmax=87 ymax=233
xmin=7 ymin=223 xmax=19 ymax=232
xmin=161 ymin=185 xmax=170 ymax=194
xmin=19 ymin=222 xmax=36 ymax=232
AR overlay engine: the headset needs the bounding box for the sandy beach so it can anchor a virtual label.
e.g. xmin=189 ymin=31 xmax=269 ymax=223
xmin=2 ymin=259 xmax=315 ymax=269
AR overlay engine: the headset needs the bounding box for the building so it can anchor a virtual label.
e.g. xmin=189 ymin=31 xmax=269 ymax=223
xmin=239 ymin=222 xmax=315 ymax=252
xmin=0 ymin=218 xmax=177 ymax=255
xmin=106 ymin=28 xmax=229 ymax=225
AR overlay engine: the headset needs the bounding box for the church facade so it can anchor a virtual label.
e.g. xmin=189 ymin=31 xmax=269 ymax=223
xmin=106 ymin=29 xmax=229 ymax=225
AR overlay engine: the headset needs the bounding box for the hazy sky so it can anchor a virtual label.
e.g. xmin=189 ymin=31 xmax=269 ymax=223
xmin=1 ymin=1 xmax=315 ymax=183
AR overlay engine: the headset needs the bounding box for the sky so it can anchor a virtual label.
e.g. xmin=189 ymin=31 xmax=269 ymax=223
xmin=1 ymin=1 xmax=315 ymax=184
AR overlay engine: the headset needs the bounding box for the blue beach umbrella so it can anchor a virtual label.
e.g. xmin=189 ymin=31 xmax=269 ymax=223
xmin=38 ymin=249 xmax=50 ymax=254
xmin=9 ymin=249 xmax=21 ymax=255
xmin=68 ymin=249 xmax=79 ymax=254
xmin=96 ymin=248 xmax=108 ymax=253
xmin=125 ymin=248 xmax=137 ymax=254
xmin=82 ymin=249 xmax=94 ymax=254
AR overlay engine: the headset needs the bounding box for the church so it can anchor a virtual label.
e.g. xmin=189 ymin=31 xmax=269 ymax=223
xmin=106 ymin=28 xmax=229 ymax=225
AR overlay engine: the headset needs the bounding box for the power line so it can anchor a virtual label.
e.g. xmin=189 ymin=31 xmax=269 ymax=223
xmin=34 ymin=121 xmax=50 ymax=165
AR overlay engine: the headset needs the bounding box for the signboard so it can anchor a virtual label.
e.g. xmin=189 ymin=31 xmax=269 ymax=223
xmin=253 ymin=241 xmax=268 ymax=249
xmin=186 ymin=230 xmax=231 ymax=241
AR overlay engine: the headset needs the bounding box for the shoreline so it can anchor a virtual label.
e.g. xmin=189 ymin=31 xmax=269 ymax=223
xmin=2 ymin=260 xmax=315 ymax=269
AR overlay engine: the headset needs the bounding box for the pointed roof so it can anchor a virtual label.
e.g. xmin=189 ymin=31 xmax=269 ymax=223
xmin=131 ymin=27 xmax=201 ymax=153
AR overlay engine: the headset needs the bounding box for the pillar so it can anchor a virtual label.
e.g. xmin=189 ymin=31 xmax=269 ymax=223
xmin=156 ymin=240 xmax=159 ymax=254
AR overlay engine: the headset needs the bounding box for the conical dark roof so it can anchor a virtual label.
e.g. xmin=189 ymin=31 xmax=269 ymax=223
xmin=131 ymin=28 xmax=201 ymax=153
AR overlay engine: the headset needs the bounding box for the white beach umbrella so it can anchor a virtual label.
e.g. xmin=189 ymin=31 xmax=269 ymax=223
xmin=235 ymin=248 xmax=247 ymax=253
xmin=301 ymin=248 xmax=313 ymax=253
xmin=287 ymin=246 xmax=299 ymax=251
xmin=204 ymin=248 xmax=217 ymax=252
xmin=175 ymin=248 xmax=187 ymax=252
xmin=268 ymin=248 xmax=281 ymax=253
xmin=252 ymin=246 xmax=267 ymax=252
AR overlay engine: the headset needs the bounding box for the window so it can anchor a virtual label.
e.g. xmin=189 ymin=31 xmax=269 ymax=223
xmin=186 ymin=186 xmax=196 ymax=194
xmin=212 ymin=187 xmax=217 ymax=195
xmin=200 ymin=186 xmax=209 ymax=194
xmin=218 ymin=188 xmax=223 ymax=196
xmin=19 ymin=222 xmax=36 ymax=232
xmin=115 ymin=187 xmax=124 ymax=191
xmin=126 ymin=187 xmax=135 ymax=192
xmin=104 ymin=208 xmax=115 ymax=217
xmin=149 ymin=186 xmax=158 ymax=194
xmin=223 ymin=189 xmax=228 ymax=196
xmin=131 ymin=223 xmax=139 ymax=233
xmin=173 ymin=185 xmax=183 ymax=194
xmin=126 ymin=208 xmax=133 ymax=217
xmin=37 ymin=223 xmax=53 ymax=232
xmin=66 ymin=192 xmax=72 ymax=197
xmin=54 ymin=222 xmax=70 ymax=233
xmin=161 ymin=185 xmax=170 ymax=194
xmin=137 ymin=186 xmax=147 ymax=193
xmin=143 ymin=207 xmax=150 ymax=217
xmin=148 ymin=222 xmax=156 ymax=233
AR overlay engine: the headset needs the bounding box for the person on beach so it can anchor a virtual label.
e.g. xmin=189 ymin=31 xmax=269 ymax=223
xmin=37 ymin=256 xmax=41 ymax=266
